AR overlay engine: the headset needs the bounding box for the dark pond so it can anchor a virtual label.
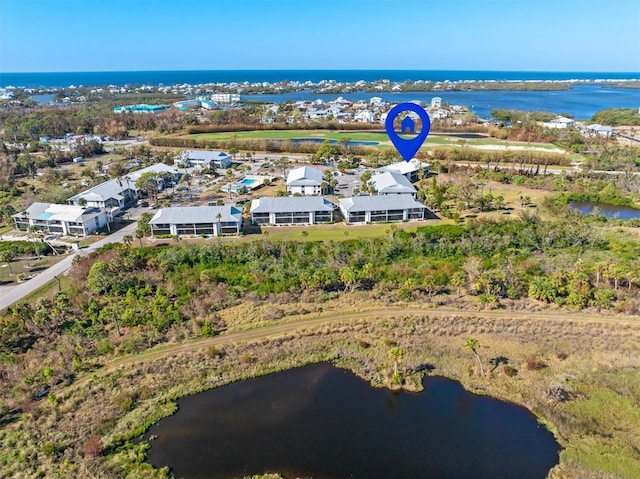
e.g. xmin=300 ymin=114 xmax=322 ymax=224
xmin=145 ymin=363 xmax=559 ymax=479
xmin=570 ymin=200 xmax=640 ymax=220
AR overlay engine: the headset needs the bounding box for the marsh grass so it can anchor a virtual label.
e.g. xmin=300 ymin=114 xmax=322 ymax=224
xmin=1 ymin=308 xmax=640 ymax=478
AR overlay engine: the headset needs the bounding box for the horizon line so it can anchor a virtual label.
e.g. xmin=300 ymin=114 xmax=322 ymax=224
xmin=2 ymin=68 xmax=639 ymax=75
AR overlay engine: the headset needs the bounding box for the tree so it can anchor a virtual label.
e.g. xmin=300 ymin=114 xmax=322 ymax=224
xmin=0 ymin=248 xmax=16 ymax=275
xmin=77 ymin=197 xmax=87 ymax=207
xmin=135 ymin=172 xmax=161 ymax=201
xmin=388 ymin=347 xmax=404 ymax=376
xmin=0 ymin=203 xmax=16 ymax=226
xmin=450 ymin=271 xmax=466 ymax=297
xmin=122 ymin=235 xmax=133 ymax=247
xmin=135 ymin=212 xmax=153 ymax=246
xmin=339 ymin=266 xmax=357 ymax=292
xmin=465 ymin=338 xmax=484 ymax=376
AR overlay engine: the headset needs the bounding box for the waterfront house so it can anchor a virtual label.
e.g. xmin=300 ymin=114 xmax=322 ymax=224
xmin=250 ymin=197 xmax=334 ymax=225
xmin=584 ymin=124 xmax=614 ymax=138
xmin=286 ymin=166 xmax=324 ymax=196
xmin=542 ymin=116 xmax=575 ymax=129
xmin=13 ymin=202 xmax=111 ymax=236
xmin=149 ymin=206 xmax=243 ymax=237
xmin=338 ymin=195 xmax=428 ymax=224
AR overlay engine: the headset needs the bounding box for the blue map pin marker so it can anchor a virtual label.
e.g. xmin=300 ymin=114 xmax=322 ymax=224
xmin=385 ymin=102 xmax=431 ymax=162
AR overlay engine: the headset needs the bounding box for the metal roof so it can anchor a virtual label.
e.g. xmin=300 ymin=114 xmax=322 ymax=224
xmin=14 ymin=202 xmax=105 ymax=223
xmin=150 ymin=206 xmax=242 ymax=224
xmin=68 ymin=178 xmax=131 ymax=203
xmin=182 ymin=150 xmax=230 ymax=161
xmin=378 ymin=159 xmax=430 ymax=176
xmin=338 ymin=195 xmax=426 ymax=212
xmin=286 ymin=166 xmax=324 ymax=186
xmin=370 ymin=172 xmax=416 ymax=194
xmin=128 ymin=163 xmax=180 ymax=182
xmin=250 ymin=196 xmax=334 ymax=213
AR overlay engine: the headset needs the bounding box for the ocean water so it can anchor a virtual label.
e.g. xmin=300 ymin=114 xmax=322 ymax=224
xmin=1 ymin=70 xmax=639 ymax=88
xmin=248 ymin=84 xmax=640 ymax=120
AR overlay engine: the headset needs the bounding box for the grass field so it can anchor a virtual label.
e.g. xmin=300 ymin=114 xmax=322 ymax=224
xmin=0 ymin=255 xmax=64 ymax=285
xmin=184 ymin=129 xmax=565 ymax=152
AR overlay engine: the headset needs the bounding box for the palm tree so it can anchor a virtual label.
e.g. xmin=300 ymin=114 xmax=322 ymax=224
xmin=450 ymin=271 xmax=466 ymax=297
xmin=465 ymin=338 xmax=484 ymax=376
xmin=0 ymin=249 xmax=15 ymax=275
xmin=135 ymin=229 xmax=145 ymax=248
xmin=122 ymin=235 xmax=133 ymax=248
xmin=388 ymin=347 xmax=404 ymax=376
xmin=216 ymin=212 xmax=223 ymax=236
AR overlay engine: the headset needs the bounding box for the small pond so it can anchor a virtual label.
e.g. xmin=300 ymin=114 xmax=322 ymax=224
xmin=145 ymin=363 xmax=559 ymax=479
xmin=570 ymin=200 xmax=640 ymax=220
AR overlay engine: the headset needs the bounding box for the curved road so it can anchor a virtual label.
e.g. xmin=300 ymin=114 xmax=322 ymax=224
xmin=0 ymin=221 xmax=138 ymax=312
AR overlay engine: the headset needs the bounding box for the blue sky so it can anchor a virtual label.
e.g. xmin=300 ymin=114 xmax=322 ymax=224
xmin=1 ymin=0 xmax=639 ymax=72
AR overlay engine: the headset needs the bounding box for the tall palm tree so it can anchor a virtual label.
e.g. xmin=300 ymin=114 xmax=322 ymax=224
xmin=388 ymin=347 xmax=404 ymax=376
xmin=0 ymin=249 xmax=15 ymax=275
xmin=216 ymin=212 xmax=223 ymax=236
xmin=465 ymin=338 xmax=484 ymax=376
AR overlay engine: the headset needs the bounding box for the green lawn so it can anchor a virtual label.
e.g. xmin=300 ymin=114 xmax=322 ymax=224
xmin=258 ymin=219 xmax=449 ymax=242
xmin=0 ymin=255 xmax=66 ymax=286
xmin=185 ymin=130 xmax=564 ymax=152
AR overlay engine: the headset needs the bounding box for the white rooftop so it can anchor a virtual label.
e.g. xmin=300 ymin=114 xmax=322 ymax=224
xmin=286 ymin=166 xmax=324 ymax=186
xmin=251 ymin=196 xmax=334 ymax=213
xmin=15 ymin=202 xmax=104 ymax=223
xmin=68 ymin=178 xmax=130 ymax=203
xmin=339 ymin=195 xmax=426 ymax=212
xmin=181 ymin=150 xmax=230 ymax=160
xmin=370 ymin=172 xmax=416 ymax=195
xmin=150 ymin=206 xmax=242 ymax=224
xmin=128 ymin=163 xmax=180 ymax=182
xmin=379 ymin=158 xmax=430 ymax=176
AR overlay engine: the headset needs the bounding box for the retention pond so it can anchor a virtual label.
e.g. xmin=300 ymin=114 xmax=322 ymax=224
xmin=146 ymin=363 xmax=559 ymax=479
xmin=570 ymin=200 xmax=640 ymax=220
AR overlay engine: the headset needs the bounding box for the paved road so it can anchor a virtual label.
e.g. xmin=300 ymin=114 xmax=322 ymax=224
xmin=0 ymin=221 xmax=138 ymax=312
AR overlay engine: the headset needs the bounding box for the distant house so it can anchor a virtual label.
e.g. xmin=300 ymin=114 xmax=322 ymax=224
xmin=176 ymin=150 xmax=232 ymax=169
xmin=585 ymin=124 xmax=614 ymax=138
xmin=377 ymin=159 xmax=430 ymax=183
xmin=286 ymin=166 xmax=324 ymax=196
xmin=354 ymin=110 xmax=375 ymax=123
xmin=149 ymin=206 xmax=243 ymax=237
xmin=542 ymin=116 xmax=575 ymax=129
xmin=250 ymin=197 xmax=334 ymax=225
xmin=13 ymin=202 xmax=111 ymax=236
xmin=370 ymin=172 xmax=417 ymax=195
xmin=339 ymin=195 xmax=428 ymax=224
xmin=431 ymin=97 xmax=442 ymax=108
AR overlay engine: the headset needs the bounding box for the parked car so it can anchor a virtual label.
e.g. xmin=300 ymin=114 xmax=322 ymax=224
xmin=137 ymin=199 xmax=149 ymax=207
